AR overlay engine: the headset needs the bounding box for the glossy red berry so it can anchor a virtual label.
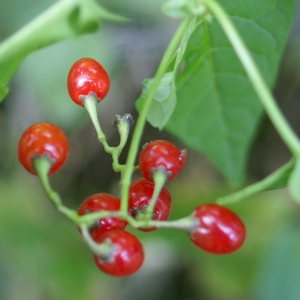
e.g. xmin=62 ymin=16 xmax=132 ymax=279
xmin=93 ymin=230 xmax=144 ymax=277
xmin=67 ymin=58 xmax=110 ymax=106
xmin=190 ymin=204 xmax=245 ymax=255
xmin=139 ymin=140 xmax=186 ymax=182
xmin=18 ymin=122 xmax=69 ymax=175
xmin=128 ymin=178 xmax=171 ymax=231
xmin=78 ymin=194 xmax=127 ymax=239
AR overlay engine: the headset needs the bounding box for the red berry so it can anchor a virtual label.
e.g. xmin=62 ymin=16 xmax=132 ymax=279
xmin=18 ymin=122 xmax=69 ymax=175
xmin=139 ymin=140 xmax=186 ymax=182
xmin=128 ymin=178 xmax=171 ymax=231
xmin=93 ymin=230 xmax=144 ymax=277
xmin=78 ymin=194 xmax=127 ymax=239
xmin=190 ymin=204 xmax=245 ymax=254
xmin=67 ymin=58 xmax=110 ymax=106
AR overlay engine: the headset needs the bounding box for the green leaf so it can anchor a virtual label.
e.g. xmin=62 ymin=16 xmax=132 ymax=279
xmin=0 ymin=0 xmax=127 ymax=102
xmin=165 ymin=0 xmax=294 ymax=183
xmin=288 ymin=158 xmax=300 ymax=202
xmin=136 ymin=72 xmax=177 ymax=130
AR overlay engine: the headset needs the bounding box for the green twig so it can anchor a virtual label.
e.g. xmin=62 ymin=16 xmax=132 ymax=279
xmin=217 ymin=158 xmax=295 ymax=205
xmin=119 ymin=16 xmax=192 ymax=213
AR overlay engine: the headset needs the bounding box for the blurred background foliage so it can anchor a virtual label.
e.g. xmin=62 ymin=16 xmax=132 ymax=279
xmin=1 ymin=0 xmax=300 ymax=299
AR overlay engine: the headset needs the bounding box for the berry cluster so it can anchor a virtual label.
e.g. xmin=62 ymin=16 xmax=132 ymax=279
xmin=17 ymin=58 xmax=246 ymax=277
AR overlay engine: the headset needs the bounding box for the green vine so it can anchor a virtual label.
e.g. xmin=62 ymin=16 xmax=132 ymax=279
xmin=119 ymin=16 xmax=192 ymax=213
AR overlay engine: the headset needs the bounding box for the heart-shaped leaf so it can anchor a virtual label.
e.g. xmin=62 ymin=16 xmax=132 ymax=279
xmin=165 ymin=0 xmax=294 ymax=183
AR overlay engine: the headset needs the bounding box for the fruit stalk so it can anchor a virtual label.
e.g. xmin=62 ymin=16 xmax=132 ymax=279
xmin=34 ymin=157 xmax=78 ymax=222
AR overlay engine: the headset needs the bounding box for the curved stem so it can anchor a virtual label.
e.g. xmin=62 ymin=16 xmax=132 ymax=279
xmin=83 ymin=95 xmax=122 ymax=172
xmin=144 ymin=169 xmax=168 ymax=219
xmin=34 ymin=157 xmax=196 ymax=232
xmin=113 ymin=113 xmax=134 ymax=154
xmin=200 ymin=0 xmax=300 ymax=157
xmin=80 ymin=224 xmax=114 ymax=258
xmin=120 ymin=16 xmax=192 ymax=213
xmin=216 ymin=158 xmax=295 ymax=205
xmin=34 ymin=157 xmax=78 ymax=222
xmin=83 ymin=95 xmax=112 ymax=150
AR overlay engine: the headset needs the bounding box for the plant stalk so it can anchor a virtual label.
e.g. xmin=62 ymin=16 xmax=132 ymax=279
xmin=120 ymin=16 xmax=192 ymax=213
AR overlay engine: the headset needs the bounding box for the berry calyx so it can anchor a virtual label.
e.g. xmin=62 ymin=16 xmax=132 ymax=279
xmin=18 ymin=122 xmax=69 ymax=175
xmin=128 ymin=178 xmax=171 ymax=231
xmin=67 ymin=58 xmax=110 ymax=106
xmin=139 ymin=140 xmax=187 ymax=182
xmin=93 ymin=230 xmax=144 ymax=277
xmin=190 ymin=204 xmax=245 ymax=255
xmin=78 ymin=194 xmax=127 ymax=239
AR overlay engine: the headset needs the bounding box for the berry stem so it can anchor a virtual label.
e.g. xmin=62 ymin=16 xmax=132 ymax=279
xmin=200 ymin=0 xmax=300 ymax=157
xmin=80 ymin=223 xmax=114 ymax=258
xmin=120 ymin=16 xmax=192 ymax=213
xmin=129 ymin=216 xmax=196 ymax=232
xmin=78 ymin=209 xmax=195 ymax=231
xmin=144 ymin=168 xmax=168 ymax=219
xmin=83 ymin=95 xmax=111 ymax=148
xmin=113 ymin=114 xmax=134 ymax=155
xmin=34 ymin=157 xmax=193 ymax=239
xmin=83 ymin=95 xmax=124 ymax=172
xmin=34 ymin=157 xmax=78 ymax=222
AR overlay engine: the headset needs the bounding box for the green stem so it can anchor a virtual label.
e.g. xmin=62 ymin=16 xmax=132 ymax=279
xmin=33 ymin=158 xmax=195 ymax=231
xmin=144 ymin=168 xmax=168 ymax=219
xmin=80 ymin=224 xmax=114 ymax=258
xmin=79 ymin=210 xmax=195 ymax=231
xmin=132 ymin=216 xmax=195 ymax=232
xmin=113 ymin=114 xmax=134 ymax=155
xmin=216 ymin=158 xmax=295 ymax=205
xmin=83 ymin=95 xmax=112 ymax=149
xmin=200 ymin=0 xmax=300 ymax=157
xmin=120 ymin=16 xmax=192 ymax=213
xmin=83 ymin=95 xmax=122 ymax=172
xmin=34 ymin=157 xmax=78 ymax=222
